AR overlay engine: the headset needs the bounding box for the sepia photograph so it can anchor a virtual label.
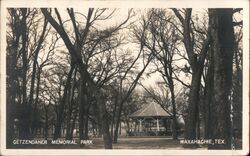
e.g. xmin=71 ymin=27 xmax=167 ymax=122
xmin=0 ymin=0 xmax=249 ymax=155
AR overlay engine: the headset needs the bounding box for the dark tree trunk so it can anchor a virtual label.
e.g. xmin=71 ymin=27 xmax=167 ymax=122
xmin=54 ymin=64 xmax=75 ymax=139
xmin=92 ymin=101 xmax=102 ymax=137
xmin=78 ymin=76 xmax=87 ymax=142
xmin=83 ymin=114 xmax=89 ymax=139
xmin=29 ymin=20 xmax=48 ymax=134
xmin=6 ymin=9 xmax=21 ymax=146
xmin=196 ymin=107 xmax=200 ymax=139
xmin=184 ymin=68 xmax=203 ymax=141
xmin=125 ymin=119 xmax=130 ymax=132
xmin=70 ymin=111 xmax=78 ymax=139
xmin=169 ymin=82 xmax=178 ymax=140
xmin=83 ymin=99 xmax=91 ymax=140
xmin=66 ymin=68 xmax=77 ymax=140
xmin=44 ymin=105 xmax=49 ymax=140
xmin=232 ymin=37 xmax=242 ymax=141
xmin=111 ymin=93 xmax=118 ymax=138
xmin=6 ymin=75 xmax=16 ymax=145
xmin=204 ymin=49 xmax=214 ymax=139
xmin=65 ymin=98 xmax=74 ymax=140
xmin=119 ymin=122 xmax=122 ymax=135
xmin=19 ymin=8 xmax=31 ymax=140
xmin=83 ymin=90 xmax=92 ymax=140
xmin=113 ymin=101 xmax=122 ymax=144
xmin=208 ymin=9 xmax=234 ymax=149
xmin=31 ymin=67 xmax=42 ymax=136
xmin=19 ymin=104 xmax=32 ymax=139
xmin=96 ymin=91 xmax=113 ymax=149
xmin=91 ymin=93 xmax=112 ymax=148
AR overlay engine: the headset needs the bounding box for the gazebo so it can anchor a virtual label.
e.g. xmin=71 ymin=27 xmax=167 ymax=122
xmin=128 ymin=103 xmax=172 ymax=136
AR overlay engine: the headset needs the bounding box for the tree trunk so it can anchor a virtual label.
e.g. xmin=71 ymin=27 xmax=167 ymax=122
xmin=19 ymin=8 xmax=31 ymax=140
xmin=54 ymin=64 xmax=75 ymax=139
xmin=70 ymin=111 xmax=78 ymax=139
xmin=232 ymin=38 xmax=242 ymax=140
xmin=169 ymin=82 xmax=178 ymax=140
xmin=113 ymin=101 xmax=122 ymax=144
xmin=208 ymin=9 xmax=234 ymax=149
xmin=6 ymin=9 xmax=21 ymax=146
xmin=66 ymin=68 xmax=77 ymax=140
xmin=196 ymin=107 xmax=200 ymax=139
xmin=29 ymin=20 xmax=48 ymax=134
xmin=184 ymin=69 xmax=203 ymax=140
xmin=44 ymin=105 xmax=49 ymax=140
xmin=6 ymin=85 xmax=16 ymax=144
xmin=92 ymin=101 xmax=102 ymax=137
xmin=31 ymin=67 xmax=42 ymax=136
xmin=83 ymin=105 xmax=91 ymax=140
xmin=111 ymin=93 xmax=118 ymax=138
xmin=78 ymin=76 xmax=88 ymax=143
xmin=119 ymin=122 xmax=122 ymax=135
xmin=204 ymin=48 xmax=214 ymax=139
xmin=125 ymin=119 xmax=130 ymax=132
xmin=96 ymin=90 xmax=113 ymax=149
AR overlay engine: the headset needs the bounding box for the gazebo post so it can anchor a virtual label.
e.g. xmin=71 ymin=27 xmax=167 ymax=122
xmin=157 ymin=118 xmax=160 ymax=131
xmin=139 ymin=119 xmax=142 ymax=132
xmin=149 ymin=120 xmax=151 ymax=131
xmin=134 ymin=120 xmax=137 ymax=132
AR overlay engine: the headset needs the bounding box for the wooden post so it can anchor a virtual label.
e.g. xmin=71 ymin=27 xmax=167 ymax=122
xmin=134 ymin=120 xmax=136 ymax=132
xmin=139 ymin=119 xmax=142 ymax=132
xmin=157 ymin=118 xmax=160 ymax=131
xmin=149 ymin=120 xmax=151 ymax=131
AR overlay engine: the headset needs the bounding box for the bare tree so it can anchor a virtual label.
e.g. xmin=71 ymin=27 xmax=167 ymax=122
xmin=132 ymin=9 xmax=181 ymax=140
xmin=41 ymin=8 xmax=132 ymax=148
xmin=172 ymin=9 xmax=210 ymax=142
xmin=6 ymin=8 xmax=23 ymax=145
xmin=29 ymin=13 xmax=50 ymax=135
xmin=112 ymin=48 xmax=153 ymax=143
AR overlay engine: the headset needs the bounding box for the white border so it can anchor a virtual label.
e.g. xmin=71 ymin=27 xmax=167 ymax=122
xmin=0 ymin=0 xmax=249 ymax=155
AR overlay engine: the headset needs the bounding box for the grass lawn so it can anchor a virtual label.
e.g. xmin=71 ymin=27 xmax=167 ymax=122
xmin=87 ymin=137 xmax=185 ymax=149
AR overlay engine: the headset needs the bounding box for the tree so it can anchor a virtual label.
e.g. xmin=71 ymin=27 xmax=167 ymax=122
xmin=112 ymin=53 xmax=153 ymax=143
xmin=206 ymin=8 xmax=235 ymax=149
xmin=6 ymin=8 xmax=54 ymax=142
xmin=53 ymin=61 xmax=76 ymax=139
xmin=231 ymin=14 xmax=243 ymax=142
xmin=140 ymin=9 xmax=180 ymax=140
xmin=41 ymin=8 xmax=132 ymax=149
xmin=29 ymin=13 xmax=50 ymax=135
xmin=172 ymin=9 xmax=210 ymax=142
xmin=6 ymin=8 xmax=23 ymax=145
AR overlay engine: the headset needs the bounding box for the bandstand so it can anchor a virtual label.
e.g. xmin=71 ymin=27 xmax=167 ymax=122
xmin=128 ymin=103 xmax=173 ymax=136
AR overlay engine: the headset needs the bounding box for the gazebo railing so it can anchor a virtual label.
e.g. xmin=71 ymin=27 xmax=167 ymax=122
xmin=126 ymin=129 xmax=172 ymax=137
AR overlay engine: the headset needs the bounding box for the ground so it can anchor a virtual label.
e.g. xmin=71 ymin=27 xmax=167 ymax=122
xmin=88 ymin=137 xmax=184 ymax=149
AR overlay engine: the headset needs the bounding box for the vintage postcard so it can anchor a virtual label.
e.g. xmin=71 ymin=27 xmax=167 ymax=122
xmin=0 ymin=0 xmax=249 ymax=155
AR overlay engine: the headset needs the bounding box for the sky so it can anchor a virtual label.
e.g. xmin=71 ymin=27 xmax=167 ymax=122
xmin=50 ymin=8 xmax=203 ymax=94
xmin=5 ymin=8 xmax=243 ymax=97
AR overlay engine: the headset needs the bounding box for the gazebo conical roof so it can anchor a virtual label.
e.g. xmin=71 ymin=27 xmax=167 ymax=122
xmin=129 ymin=103 xmax=172 ymax=118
